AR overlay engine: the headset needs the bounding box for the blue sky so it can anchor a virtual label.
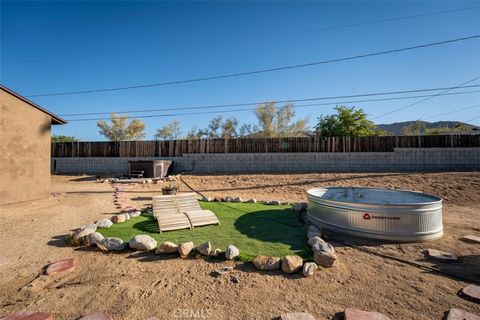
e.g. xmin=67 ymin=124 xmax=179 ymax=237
xmin=1 ymin=1 xmax=479 ymax=141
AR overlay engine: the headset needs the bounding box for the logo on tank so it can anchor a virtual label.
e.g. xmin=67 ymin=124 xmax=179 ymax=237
xmin=363 ymin=213 xmax=400 ymax=220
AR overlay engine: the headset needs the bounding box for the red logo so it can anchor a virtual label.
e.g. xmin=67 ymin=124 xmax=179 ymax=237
xmin=363 ymin=213 xmax=371 ymax=220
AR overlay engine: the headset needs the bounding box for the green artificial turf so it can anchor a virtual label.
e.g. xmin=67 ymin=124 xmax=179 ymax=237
xmin=98 ymin=202 xmax=311 ymax=261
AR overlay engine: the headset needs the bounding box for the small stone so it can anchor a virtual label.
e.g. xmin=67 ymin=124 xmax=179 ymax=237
xmin=129 ymin=235 xmax=157 ymax=251
xmin=45 ymin=258 xmax=75 ymax=275
xmin=232 ymin=197 xmax=243 ymax=203
xmin=155 ymin=241 xmax=178 ymax=254
xmin=98 ymin=237 xmax=126 ymax=252
xmin=1 ymin=311 xmax=53 ymax=320
xmin=196 ymin=242 xmax=212 ymax=256
xmin=111 ymin=215 xmax=126 ymax=224
xmin=313 ymin=243 xmax=337 ymax=268
xmin=224 ymin=196 xmax=233 ymax=202
xmin=344 ymin=308 xmax=391 ymax=320
xmin=427 ymin=248 xmax=457 ymax=261
xmin=225 ymin=245 xmax=240 ymax=260
xmin=293 ymin=202 xmax=308 ymax=212
xmin=252 ymin=255 xmax=281 ymax=271
xmin=96 ymin=219 xmax=113 ymax=228
xmin=211 ymin=248 xmax=221 ymax=257
xmin=73 ymin=223 xmax=97 ymax=240
xmin=308 ymin=236 xmax=325 ymax=246
xmin=83 ymin=232 xmax=104 ymax=247
xmin=213 ymin=266 xmax=234 ymax=276
xmin=129 ymin=211 xmax=141 ymax=218
xmin=78 ymin=311 xmax=113 ymax=320
xmin=230 ymin=275 xmax=239 ymax=284
xmin=462 ymin=284 xmax=480 ymax=301
xmin=461 ymin=235 xmax=480 ymax=244
xmin=446 ymin=308 xmax=480 ymax=320
xmin=202 ymin=196 xmax=212 ymax=202
xmin=213 ymin=197 xmax=224 ymax=202
xmin=178 ymin=241 xmax=194 ymax=258
xmin=279 ymin=312 xmax=316 ymax=320
xmin=245 ymin=198 xmax=257 ymax=203
xmin=281 ymin=255 xmax=303 ymax=273
xmin=124 ymin=212 xmax=131 ymax=220
xmin=302 ymin=262 xmax=318 ymax=277
xmin=267 ymin=200 xmax=281 ymax=205
xmin=307 ymin=231 xmax=322 ymax=240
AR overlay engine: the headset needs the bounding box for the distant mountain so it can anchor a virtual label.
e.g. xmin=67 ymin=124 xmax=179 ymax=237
xmin=376 ymin=121 xmax=479 ymax=135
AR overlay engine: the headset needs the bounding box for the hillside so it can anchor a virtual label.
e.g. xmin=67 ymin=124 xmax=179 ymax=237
xmin=376 ymin=121 xmax=478 ymax=135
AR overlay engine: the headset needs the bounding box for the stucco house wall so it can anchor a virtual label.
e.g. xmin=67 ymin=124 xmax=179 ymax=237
xmin=0 ymin=86 xmax=65 ymax=205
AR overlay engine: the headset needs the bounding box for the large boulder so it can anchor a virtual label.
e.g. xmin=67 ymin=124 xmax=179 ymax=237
xmin=78 ymin=311 xmax=113 ymax=320
xmin=225 ymin=245 xmax=239 ymax=260
xmin=155 ymin=241 xmax=178 ymax=254
xmin=281 ymin=255 xmax=303 ymax=273
xmin=252 ymin=256 xmax=281 ymax=271
xmin=302 ymin=262 xmax=318 ymax=277
xmin=245 ymin=198 xmax=257 ymax=203
xmin=73 ymin=223 xmax=97 ymax=240
xmin=98 ymin=237 xmax=126 ymax=252
xmin=446 ymin=308 xmax=480 ymax=320
xmin=313 ymin=243 xmax=337 ymax=268
xmin=2 ymin=312 xmax=53 ymax=320
xmin=83 ymin=232 xmax=104 ymax=247
xmin=232 ymin=197 xmax=243 ymax=203
xmin=178 ymin=241 xmax=194 ymax=258
xmin=96 ymin=219 xmax=113 ymax=228
xmin=196 ymin=242 xmax=212 ymax=256
xmin=344 ymin=308 xmax=391 ymax=320
xmin=128 ymin=235 xmax=157 ymax=251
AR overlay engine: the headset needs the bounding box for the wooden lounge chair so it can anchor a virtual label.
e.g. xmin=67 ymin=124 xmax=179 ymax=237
xmin=152 ymin=195 xmax=192 ymax=233
xmin=175 ymin=193 xmax=220 ymax=228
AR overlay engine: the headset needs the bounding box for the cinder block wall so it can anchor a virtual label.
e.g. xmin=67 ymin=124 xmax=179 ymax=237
xmin=52 ymin=147 xmax=479 ymax=175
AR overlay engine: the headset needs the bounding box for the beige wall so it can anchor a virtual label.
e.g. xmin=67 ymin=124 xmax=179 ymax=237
xmin=0 ymin=90 xmax=52 ymax=205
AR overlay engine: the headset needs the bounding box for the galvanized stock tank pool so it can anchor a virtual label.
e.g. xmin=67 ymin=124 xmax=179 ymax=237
xmin=307 ymin=187 xmax=443 ymax=241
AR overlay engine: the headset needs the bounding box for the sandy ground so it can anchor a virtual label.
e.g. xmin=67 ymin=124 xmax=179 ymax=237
xmin=0 ymin=172 xmax=479 ymax=320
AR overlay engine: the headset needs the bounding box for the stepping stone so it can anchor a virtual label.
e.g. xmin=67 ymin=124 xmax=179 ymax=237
xmin=1 ymin=311 xmax=53 ymax=320
xmin=426 ymin=248 xmax=457 ymax=261
xmin=461 ymin=235 xmax=480 ymax=244
xmin=344 ymin=308 xmax=391 ymax=320
xmin=78 ymin=311 xmax=113 ymax=320
xmin=446 ymin=308 xmax=480 ymax=320
xmin=279 ymin=312 xmax=316 ymax=320
xmin=462 ymin=284 xmax=480 ymax=301
xmin=45 ymin=258 xmax=75 ymax=275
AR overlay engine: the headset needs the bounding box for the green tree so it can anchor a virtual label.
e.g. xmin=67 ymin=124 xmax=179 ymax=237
xmin=253 ymin=102 xmax=309 ymax=137
xmin=97 ymin=113 xmax=145 ymax=141
xmin=154 ymin=119 xmax=182 ymax=140
xmin=51 ymin=134 xmax=79 ymax=143
xmin=221 ymin=117 xmax=239 ymax=138
xmin=424 ymin=122 xmax=472 ymax=135
xmin=402 ymin=120 xmax=427 ymax=135
xmin=315 ymin=106 xmax=384 ymax=136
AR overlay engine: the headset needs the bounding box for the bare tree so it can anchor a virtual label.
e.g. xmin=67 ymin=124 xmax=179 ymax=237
xmin=97 ymin=113 xmax=145 ymax=141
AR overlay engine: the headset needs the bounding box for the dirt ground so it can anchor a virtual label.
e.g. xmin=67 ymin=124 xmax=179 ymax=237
xmin=0 ymin=172 xmax=479 ymax=320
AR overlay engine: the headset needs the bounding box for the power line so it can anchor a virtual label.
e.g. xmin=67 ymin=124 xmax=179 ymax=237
xmin=465 ymin=115 xmax=480 ymax=122
xmin=26 ymin=35 xmax=480 ymax=98
xmin=3 ymin=6 xmax=478 ymax=65
xmin=60 ymin=85 xmax=480 ymax=117
xmin=372 ymin=76 xmax=480 ymax=120
xmin=421 ymin=104 xmax=480 ymax=120
xmin=64 ymin=90 xmax=480 ymax=122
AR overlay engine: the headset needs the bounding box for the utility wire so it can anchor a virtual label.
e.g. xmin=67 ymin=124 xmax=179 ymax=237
xmin=3 ymin=6 xmax=478 ymax=64
xmin=372 ymin=76 xmax=480 ymax=120
xmin=421 ymin=104 xmax=480 ymax=120
xmin=465 ymin=115 xmax=480 ymax=122
xmin=64 ymin=90 xmax=480 ymax=122
xmin=26 ymin=35 xmax=480 ymax=98
xmin=59 ymin=84 xmax=480 ymax=117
